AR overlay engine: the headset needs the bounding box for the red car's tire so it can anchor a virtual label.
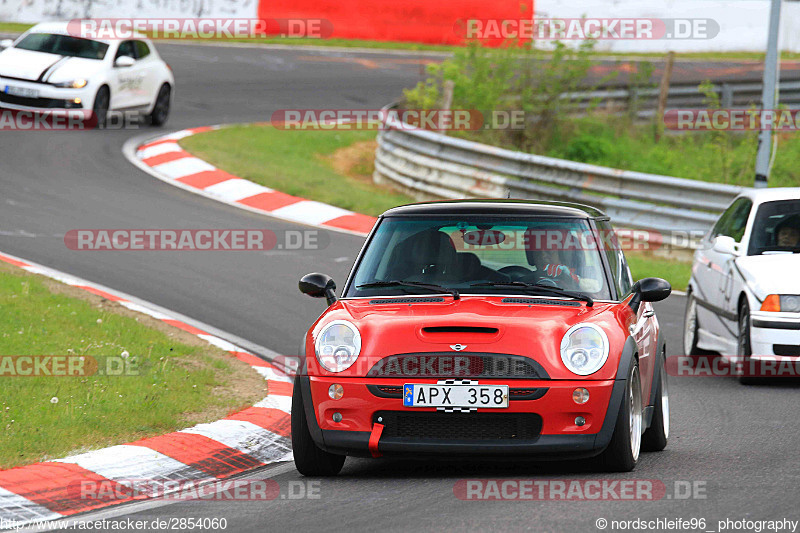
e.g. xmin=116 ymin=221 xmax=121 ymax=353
xmin=597 ymin=362 xmax=642 ymax=472
xmin=642 ymin=351 xmax=669 ymax=452
xmin=291 ymin=379 xmax=346 ymax=476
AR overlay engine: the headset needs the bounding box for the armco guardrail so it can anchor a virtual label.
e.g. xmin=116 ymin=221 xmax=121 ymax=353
xmin=374 ymin=107 xmax=749 ymax=240
xmin=565 ymin=79 xmax=800 ymax=116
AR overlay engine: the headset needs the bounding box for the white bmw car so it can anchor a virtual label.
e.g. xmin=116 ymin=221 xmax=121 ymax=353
xmin=0 ymin=22 xmax=174 ymax=126
xmin=685 ymin=188 xmax=800 ymax=381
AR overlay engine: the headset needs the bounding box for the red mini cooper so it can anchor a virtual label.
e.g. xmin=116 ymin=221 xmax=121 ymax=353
xmin=292 ymin=200 xmax=671 ymax=474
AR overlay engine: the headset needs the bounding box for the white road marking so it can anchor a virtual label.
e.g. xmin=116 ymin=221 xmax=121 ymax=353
xmin=203 ymin=179 xmax=273 ymax=202
xmin=153 ymin=157 xmax=215 ymax=179
xmin=270 ymin=200 xmax=352 ymax=225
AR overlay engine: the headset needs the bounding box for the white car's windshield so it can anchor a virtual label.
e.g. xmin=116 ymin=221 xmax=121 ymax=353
xmin=748 ymin=200 xmax=800 ymax=255
xmin=14 ymin=33 xmax=109 ymax=60
xmin=347 ymin=216 xmax=613 ymax=300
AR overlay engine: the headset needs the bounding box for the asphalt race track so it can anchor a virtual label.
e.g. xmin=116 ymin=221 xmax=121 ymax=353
xmin=2 ymin=44 xmax=799 ymax=532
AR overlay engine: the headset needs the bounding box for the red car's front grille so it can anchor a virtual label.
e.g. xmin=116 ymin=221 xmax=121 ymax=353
xmin=375 ymin=411 xmax=543 ymax=440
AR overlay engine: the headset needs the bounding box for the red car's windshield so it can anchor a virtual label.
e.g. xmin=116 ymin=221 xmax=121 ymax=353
xmin=346 ymin=216 xmax=614 ymax=300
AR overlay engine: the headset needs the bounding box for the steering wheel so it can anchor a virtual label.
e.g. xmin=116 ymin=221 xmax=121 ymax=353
xmin=534 ymin=277 xmax=559 ymax=288
xmin=498 ymin=266 xmax=533 ymax=280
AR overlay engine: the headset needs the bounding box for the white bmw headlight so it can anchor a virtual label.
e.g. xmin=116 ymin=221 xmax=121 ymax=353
xmin=560 ymin=323 xmax=609 ymax=376
xmin=315 ymin=320 xmax=361 ymax=373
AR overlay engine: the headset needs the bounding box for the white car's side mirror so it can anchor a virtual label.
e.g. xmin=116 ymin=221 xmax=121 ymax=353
xmin=114 ymin=55 xmax=135 ymax=68
xmin=0 ymin=39 xmax=13 ymax=50
xmin=713 ymin=235 xmax=739 ymax=256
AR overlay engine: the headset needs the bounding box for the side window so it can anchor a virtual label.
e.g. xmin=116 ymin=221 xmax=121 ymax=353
xmin=134 ymin=41 xmax=150 ymax=59
xmin=598 ymin=221 xmax=632 ymax=298
xmin=115 ymin=40 xmax=136 ymax=61
xmin=710 ymin=201 xmax=736 ymax=240
xmin=727 ymin=199 xmax=752 ymax=242
xmin=617 ymin=251 xmax=633 ymax=295
xmin=710 ymin=198 xmax=751 ymax=241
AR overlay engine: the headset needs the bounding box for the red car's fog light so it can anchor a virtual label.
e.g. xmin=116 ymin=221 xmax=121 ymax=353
xmin=329 ymin=384 xmax=344 ymax=400
xmin=572 ymin=388 xmax=590 ymax=404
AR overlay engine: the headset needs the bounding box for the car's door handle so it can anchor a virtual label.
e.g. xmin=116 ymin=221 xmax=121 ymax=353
xmin=643 ymin=310 xmax=655 ymax=318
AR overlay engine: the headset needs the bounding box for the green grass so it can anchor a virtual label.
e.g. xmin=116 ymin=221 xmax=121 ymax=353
xmin=0 ymin=266 xmax=262 ymax=469
xmin=0 ymin=22 xmax=31 ymax=34
xmin=180 ymin=125 xmax=414 ymax=216
xmin=0 ymin=23 xmax=455 ymax=51
xmin=222 ymin=37 xmax=456 ymax=52
xmin=626 ymin=252 xmax=691 ymax=291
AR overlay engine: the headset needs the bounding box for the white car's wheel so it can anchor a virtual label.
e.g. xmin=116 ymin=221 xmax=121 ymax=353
xmin=92 ymin=86 xmax=110 ymax=129
xmin=149 ymin=84 xmax=171 ymax=127
xmin=683 ymin=291 xmax=701 ymax=355
xmin=737 ymin=300 xmax=757 ymax=385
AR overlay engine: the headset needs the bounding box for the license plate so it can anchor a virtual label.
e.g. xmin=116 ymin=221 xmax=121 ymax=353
xmin=403 ymin=383 xmax=509 ymax=408
xmin=4 ymin=85 xmax=39 ymax=98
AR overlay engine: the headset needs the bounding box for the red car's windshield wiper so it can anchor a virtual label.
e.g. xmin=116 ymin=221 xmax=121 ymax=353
xmin=357 ymin=280 xmax=460 ymax=300
xmin=471 ymin=281 xmax=593 ymax=307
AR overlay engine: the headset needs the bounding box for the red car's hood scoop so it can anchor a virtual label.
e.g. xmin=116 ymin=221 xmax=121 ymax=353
xmin=500 ymin=297 xmax=582 ymax=307
xmin=369 ymin=297 xmax=445 ymax=304
xmin=422 ymin=326 xmax=499 ymax=334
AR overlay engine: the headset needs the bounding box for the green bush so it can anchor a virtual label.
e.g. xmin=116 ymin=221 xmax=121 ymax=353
xmin=563 ymin=134 xmax=613 ymax=163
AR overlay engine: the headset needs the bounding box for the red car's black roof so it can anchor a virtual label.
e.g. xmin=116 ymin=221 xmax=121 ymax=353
xmin=382 ymin=199 xmax=608 ymax=219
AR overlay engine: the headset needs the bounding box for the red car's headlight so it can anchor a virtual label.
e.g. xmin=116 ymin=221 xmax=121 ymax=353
xmin=560 ymin=323 xmax=609 ymax=376
xmin=314 ymin=320 xmax=361 ymax=372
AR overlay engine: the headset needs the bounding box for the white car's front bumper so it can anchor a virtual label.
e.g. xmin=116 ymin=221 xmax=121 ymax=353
xmin=0 ymin=76 xmax=92 ymax=110
xmin=750 ymin=311 xmax=800 ymax=357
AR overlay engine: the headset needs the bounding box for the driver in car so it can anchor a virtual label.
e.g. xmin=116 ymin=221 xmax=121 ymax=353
xmin=775 ymin=215 xmax=800 ymax=248
xmin=536 ymin=248 xmax=581 ymax=285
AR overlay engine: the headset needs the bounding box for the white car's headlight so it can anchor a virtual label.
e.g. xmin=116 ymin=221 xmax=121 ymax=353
xmin=315 ymin=320 xmax=361 ymax=372
xmin=560 ymin=323 xmax=609 ymax=376
xmin=54 ymin=79 xmax=87 ymax=89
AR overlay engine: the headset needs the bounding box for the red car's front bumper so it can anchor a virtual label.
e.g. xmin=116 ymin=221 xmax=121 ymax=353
xmin=297 ymin=375 xmax=628 ymax=458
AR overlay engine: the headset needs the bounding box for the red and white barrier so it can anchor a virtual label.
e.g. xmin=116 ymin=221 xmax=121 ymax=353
xmin=134 ymin=126 xmax=377 ymax=236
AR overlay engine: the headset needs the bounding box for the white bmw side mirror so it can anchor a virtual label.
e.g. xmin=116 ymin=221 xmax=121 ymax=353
xmin=713 ymin=235 xmax=739 ymax=256
xmin=114 ymin=55 xmax=135 ymax=68
xmin=0 ymin=39 xmax=13 ymax=50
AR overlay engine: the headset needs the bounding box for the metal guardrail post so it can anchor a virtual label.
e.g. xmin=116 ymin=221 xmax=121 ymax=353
xmin=721 ymin=83 xmax=734 ymax=109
